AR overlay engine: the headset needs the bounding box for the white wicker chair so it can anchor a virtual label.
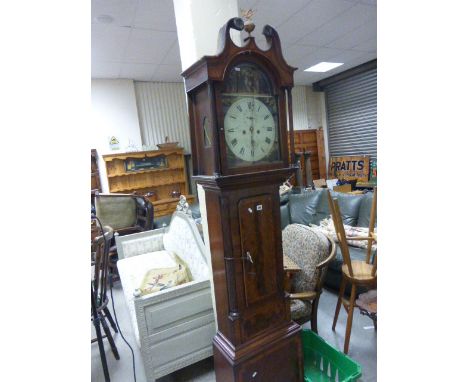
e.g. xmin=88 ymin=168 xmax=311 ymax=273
xmin=116 ymin=211 xmax=215 ymax=381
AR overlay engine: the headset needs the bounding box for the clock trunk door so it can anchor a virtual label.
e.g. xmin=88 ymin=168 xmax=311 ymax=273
xmin=238 ymin=194 xmax=278 ymax=306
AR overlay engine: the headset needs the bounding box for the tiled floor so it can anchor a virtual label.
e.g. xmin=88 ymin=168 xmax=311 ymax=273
xmin=92 ymin=283 xmax=376 ymax=382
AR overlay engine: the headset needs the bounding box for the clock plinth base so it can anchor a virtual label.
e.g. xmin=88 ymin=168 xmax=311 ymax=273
xmin=212 ymin=321 xmax=304 ymax=382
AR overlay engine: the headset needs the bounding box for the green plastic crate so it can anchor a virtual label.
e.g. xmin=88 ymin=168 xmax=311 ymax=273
xmin=302 ymin=330 xmax=362 ymax=382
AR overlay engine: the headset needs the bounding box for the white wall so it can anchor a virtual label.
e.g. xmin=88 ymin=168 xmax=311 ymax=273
xmin=291 ymin=85 xmax=330 ymax=171
xmin=291 ymin=85 xmax=324 ymax=131
xmin=306 ymin=87 xmax=325 ymax=130
xmin=134 ymin=82 xmax=191 ymax=153
xmin=91 ymin=79 xmax=142 ymax=192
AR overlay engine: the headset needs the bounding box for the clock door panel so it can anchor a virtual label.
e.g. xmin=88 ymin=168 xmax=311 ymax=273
xmin=238 ymin=194 xmax=278 ymax=306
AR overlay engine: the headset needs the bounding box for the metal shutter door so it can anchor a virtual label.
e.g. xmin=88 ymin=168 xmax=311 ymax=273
xmin=325 ymin=68 xmax=377 ymax=161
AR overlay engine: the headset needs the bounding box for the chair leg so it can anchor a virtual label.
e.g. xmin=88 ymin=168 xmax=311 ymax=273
xmin=311 ymin=296 xmax=320 ymax=334
xmin=93 ymin=315 xmax=110 ymax=382
xmin=343 ymin=284 xmax=357 ymax=354
xmin=100 ymin=313 xmax=120 ymax=360
xmin=103 ymin=306 xmax=118 ymax=333
xmin=332 ymin=278 xmax=346 ymax=331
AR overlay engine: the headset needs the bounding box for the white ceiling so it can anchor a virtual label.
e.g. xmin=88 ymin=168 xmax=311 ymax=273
xmin=91 ymin=0 xmax=376 ymax=85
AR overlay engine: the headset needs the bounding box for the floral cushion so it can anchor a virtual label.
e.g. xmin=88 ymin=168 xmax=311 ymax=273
xmin=313 ymin=217 xmax=377 ymax=251
xmin=139 ymin=253 xmax=191 ymax=296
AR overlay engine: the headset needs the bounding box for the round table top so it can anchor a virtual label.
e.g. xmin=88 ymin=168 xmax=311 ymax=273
xmin=355 ymin=289 xmax=377 ymax=314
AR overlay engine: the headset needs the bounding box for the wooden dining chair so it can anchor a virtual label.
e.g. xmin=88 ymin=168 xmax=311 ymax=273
xmin=327 ymin=188 xmax=377 ymax=354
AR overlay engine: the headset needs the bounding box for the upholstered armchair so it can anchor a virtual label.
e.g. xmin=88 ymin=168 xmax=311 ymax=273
xmin=282 ymin=224 xmax=336 ymax=333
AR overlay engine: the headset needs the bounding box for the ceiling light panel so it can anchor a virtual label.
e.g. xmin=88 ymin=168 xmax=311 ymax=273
xmin=304 ymin=62 xmax=344 ymax=72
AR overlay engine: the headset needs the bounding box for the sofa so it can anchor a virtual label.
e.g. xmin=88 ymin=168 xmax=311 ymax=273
xmin=280 ymin=188 xmax=376 ymax=292
xmin=116 ymin=211 xmax=216 ymax=382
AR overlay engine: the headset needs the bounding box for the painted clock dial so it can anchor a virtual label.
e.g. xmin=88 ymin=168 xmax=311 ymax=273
xmin=221 ymin=62 xmax=281 ymax=168
xmin=224 ymin=97 xmax=276 ymax=162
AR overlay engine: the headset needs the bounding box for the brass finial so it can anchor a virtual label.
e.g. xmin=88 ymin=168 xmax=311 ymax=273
xmin=240 ymin=8 xmax=256 ymax=35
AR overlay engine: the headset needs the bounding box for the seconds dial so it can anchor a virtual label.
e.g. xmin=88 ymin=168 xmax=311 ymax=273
xmin=224 ymin=97 xmax=276 ymax=162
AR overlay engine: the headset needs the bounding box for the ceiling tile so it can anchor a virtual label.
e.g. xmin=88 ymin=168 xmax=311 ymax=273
xmin=325 ymin=18 xmax=376 ymax=49
xmin=283 ymin=44 xmax=321 ymax=64
xmin=298 ymin=46 xmax=345 ymax=69
xmin=358 ymin=0 xmax=377 ymax=5
xmin=91 ymin=24 xmax=131 ymax=62
xmin=119 ymin=63 xmax=157 ymax=80
xmin=296 ymin=2 xmax=376 ymax=46
xmin=91 ymin=0 xmax=377 ymax=81
xmin=238 ymin=0 xmax=260 ymax=9
xmin=133 ymin=0 xmax=177 ymax=31
xmin=275 ymin=0 xmax=355 ymax=44
xmin=250 ymin=0 xmax=311 ymax=29
xmin=328 ymin=48 xmax=367 ymax=62
xmin=151 ymin=64 xmax=183 ymax=82
xmin=160 ymin=42 xmax=181 ymax=65
xmin=91 ymin=61 xmax=122 ymax=79
xmin=351 ymin=37 xmax=376 ymax=53
xmin=91 ymin=0 xmax=137 ymax=27
xmin=123 ymin=28 xmax=177 ymax=64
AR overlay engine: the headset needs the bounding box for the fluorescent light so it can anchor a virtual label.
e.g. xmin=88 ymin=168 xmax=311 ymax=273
xmin=304 ymin=62 xmax=344 ymax=72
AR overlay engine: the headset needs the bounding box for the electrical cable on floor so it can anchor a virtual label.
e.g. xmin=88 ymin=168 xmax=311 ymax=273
xmin=109 ymin=276 xmax=137 ymax=382
xmin=93 ymin=213 xmax=137 ymax=382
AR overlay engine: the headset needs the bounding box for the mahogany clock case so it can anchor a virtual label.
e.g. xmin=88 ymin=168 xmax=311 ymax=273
xmin=182 ymin=18 xmax=297 ymax=178
xmin=182 ymin=18 xmax=303 ymax=382
xmin=201 ymin=174 xmax=304 ymax=382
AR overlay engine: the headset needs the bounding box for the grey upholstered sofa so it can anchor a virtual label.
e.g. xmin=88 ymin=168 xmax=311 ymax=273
xmin=280 ymin=188 xmax=376 ymax=292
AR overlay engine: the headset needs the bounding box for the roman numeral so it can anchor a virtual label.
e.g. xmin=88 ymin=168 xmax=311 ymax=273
xmin=264 ymin=115 xmax=270 ymax=120
xmin=239 ymin=147 xmax=245 ymax=155
xmin=251 ymin=149 xmax=255 ymax=157
xmin=261 ymin=147 xmax=265 ymax=153
xmin=265 ymin=137 xmax=271 ymax=144
xmin=231 ymin=138 xmax=238 ymax=147
xmin=229 ymin=115 xmax=236 ymax=119
xmin=236 ymin=105 xmax=242 ymax=112
xmin=228 ymin=128 xmax=235 ymax=132
xmin=248 ymin=101 xmax=254 ymax=110
xmin=257 ymin=105 xmax=261 ymax=112
xmin=266 ymin=126 xmax=273 ymax=131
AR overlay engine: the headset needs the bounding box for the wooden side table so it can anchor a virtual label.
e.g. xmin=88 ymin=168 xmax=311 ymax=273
xmin=355 ymin=289 xmax=377 ymax=330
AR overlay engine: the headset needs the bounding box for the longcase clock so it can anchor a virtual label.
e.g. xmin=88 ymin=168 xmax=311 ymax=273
xmin=182 ymin=17 xmax=302 ymax=382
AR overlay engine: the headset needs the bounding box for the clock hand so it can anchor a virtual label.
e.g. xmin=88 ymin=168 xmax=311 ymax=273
xmin=250 ymin=96 xmax=255 ymax=157
xmin=250 ymin=118 xmax=255 ymax=157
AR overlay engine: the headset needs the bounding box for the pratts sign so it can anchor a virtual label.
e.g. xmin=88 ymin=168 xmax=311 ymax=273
xmin=329 ymin=155 xmax=370 ymax=182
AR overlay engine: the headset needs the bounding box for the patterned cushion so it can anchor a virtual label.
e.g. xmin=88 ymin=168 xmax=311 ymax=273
xmin=139 ymin=253 xmax=191 ymax=296
xmin=290 ymin=299 xmax=311 ymax=321
xmin=314 ymin=218 xmax=377 ymax=251
xmin=282 ymin=224 xmax=330 ymax=293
